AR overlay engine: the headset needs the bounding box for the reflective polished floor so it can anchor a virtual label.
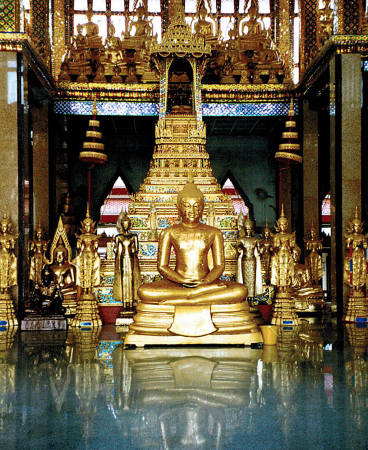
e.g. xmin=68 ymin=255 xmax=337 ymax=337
xmin=0 ymin=319 xmax=367 ymax=449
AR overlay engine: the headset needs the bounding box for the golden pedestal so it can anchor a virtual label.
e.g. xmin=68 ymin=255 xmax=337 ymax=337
xmin=343 ymin=291 xmax=368 ymax=323
xmin=71 ymin=293 xmax=102 ymax=328
xmin=271 ymin=291 xmax=299 ymax=326
xmin=62 ymin=293 xmax=77 ymax=316
xmin=0 ymin=292 xmax=18 ymax=328
xmin=124 ymin=301 xmax=262 ymax=347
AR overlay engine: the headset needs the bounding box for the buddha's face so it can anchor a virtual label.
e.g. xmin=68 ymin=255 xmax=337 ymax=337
xmin=245 ymin=224 xmax=253 ymax=236
xmin=353 ymin=222 xmax=361 ymax=233
xmin=1 ymin=222 xmax=8 ymax=233
xmin=36 ymin=230 xmax=42 ymax=240
xmin=121 ymin=219 xmax=131 ymax=232
xmin=264 ymin=230 xmax=270 ymax=238
xmin=310 ymin=229 xmax=316 ymax=239
xmin=179 ymin=197 xmax=204 ymax=224
xmin=55 ymin=250 xmax=66 ymax=265
xmin=278 ymin=219 xmax=288 ymax=232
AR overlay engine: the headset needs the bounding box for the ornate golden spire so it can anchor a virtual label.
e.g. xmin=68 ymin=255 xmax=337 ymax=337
xmin=275 ymin=97 xmax=302 ymax=164
xmin=79 ymin=96 xmax=108 ymax=165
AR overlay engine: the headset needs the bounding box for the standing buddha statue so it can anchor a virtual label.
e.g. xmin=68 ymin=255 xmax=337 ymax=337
xmin=0 ymin=213 xmax=17 ymax=297
xmin=236 ymin=217 xmax=262 ymax=300
xmin=71 ymin=209 xmax=102 ymax=328
xmin=258 ymin=219 xmax=273 ymax=287
xmin=270 ymin=206 xmax=299 ymax=292
xmin=304 ymin=223 xmax=323 ymax=287
xmin=29 ymin=224 xmax=49 ymax=287
xmin=0 ymin=212 xmax=18 ymax=326
xmin=113 ymin=211 xmax=141 ymax=312
xmin=270 ymin=206 xmax=300 ymax=325
xmin=73 ymin=210 xmax=101 ymax=296
xmin=343 ymin=207 xmax=368 ymax=322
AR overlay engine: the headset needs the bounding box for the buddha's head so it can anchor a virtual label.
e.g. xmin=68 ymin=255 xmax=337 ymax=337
xmin=35 ymin=223 xmax=43 ymax=240
xmin=276 ymin=205 xmax=288 ymax=232
xmin=177 ymin=181 xmax=204 ymax=225
xmin=350 ymin=206 xmax=363 ymax=234
xmin=310 ymin=225 xmax=318 ymax=239
xmin=118 ymin=211 xmax=131 ymax=232
xmin=263 ymin=220 xmax=271 ymax=238
xmin=244 ymin=217 xmax=254 ymax=237
xmin=0 ymin=213 xmax=10 ymax=234
xmin=54 ymin=240 xmax=68 ymax=265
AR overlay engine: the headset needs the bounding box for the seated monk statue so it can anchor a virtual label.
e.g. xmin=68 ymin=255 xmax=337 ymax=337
xmin=125 ymin=180 xmax=262 ymax=346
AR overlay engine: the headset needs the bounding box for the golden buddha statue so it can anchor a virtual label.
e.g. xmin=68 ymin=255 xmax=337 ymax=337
xmin=84 ymin=6 xmax=104 ymax=49
xmin=48 ymin=239 xmax=77 ymax=313
xmin=258 ymin=220 xmax=273 ymax=286
xmin=105 ymin=23 xmax=123 ymax=64
xmin=236 ymin=217 xmax=262 ymax=299
xmin=343 ymin=207 xmax=368 ymax=322
xmin=148 ymin=204 xmax=158 ymax=240
xmin=125 ymin=181 xmax=262 ymax=346
xmin=73 ymin=210 xmax=101 ymax=296
xmin=123 ymin=5 xmax=153 ymax=50
xmin=241 ymin=0 xmax=265 ymax=37
xmin=193 ymin=4 xmax=218 ymax=48
xmin=113 ymin=211 xmax=141 ymax=311
xmin=0 ymin=213 xmax=17 ymax=296
xmin=270 ymin=206 xmax=300 ymax=325
xmin=29 ymin=224 xmax=49 ymax=286
xmin=270 ymin=206 xmax=299 ymax=292
xmin=304 ymin=223 xmax=323 ymax=287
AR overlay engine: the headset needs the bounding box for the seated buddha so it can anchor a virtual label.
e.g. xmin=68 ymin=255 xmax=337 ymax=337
xmin=125 ymin=180 xmax=262 ymax=346
xmin=48 ymin=239 xmax=77 ymax=315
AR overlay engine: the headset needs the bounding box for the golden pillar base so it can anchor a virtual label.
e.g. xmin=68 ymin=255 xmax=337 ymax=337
xmin=0 ymin=292 xmax=18 ymax=328
xmin=271 ymin=291 xmax=299 ymax=326
xmin=71 ymin=292 xmax=102 ymax=328
xmin=342 ymin=291 xmax=368 ymax=323
xmin=124 ymin=301 xmax=263 ymax=347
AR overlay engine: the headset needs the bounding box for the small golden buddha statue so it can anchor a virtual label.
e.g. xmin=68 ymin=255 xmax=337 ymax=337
xmin=29 ymin=224 xmax=49 ymax=287
xmin=123 ymin=5 xmax=153 ymax=50
xmin=113 ymin=211 xmax=141 ymax=311
xmin=0 ymin=213 xmax=17 ymax=296
xmin=84 ymin=6 xmax=104 ymax=49
xmin=304 ymin=223 xmax=323 ymax=287
xmin=270 ymin=206 xmax=299 ymax=293
xmin=193 ymin=4 xmax=218 ymax=47
xmin=125 ymin=180 xmax=262 ymax=346
xmin=258 ymin=220 xmax=273 ymax=286
xmin=270 ymin=206 xmax=300 ymax=325
xmin=73 ymin=210 xmax=101 ymax=296
xmin=236 ymin=217 xmax=262 ymax=299
xmin=48 ymin=239 xmax=77 ymax=313
xmin=343 ymin=207 xmax=368 ymax=322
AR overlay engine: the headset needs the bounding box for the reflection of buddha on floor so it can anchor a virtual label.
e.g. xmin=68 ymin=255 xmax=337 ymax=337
xmin=125 ymin=180 xmax=262 ymax=346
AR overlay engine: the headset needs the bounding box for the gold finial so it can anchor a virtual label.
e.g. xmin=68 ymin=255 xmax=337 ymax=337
xmin=86 ymin=202 xmax=91 ymax=219
xmin=187 ymin=170 xmax=194 ymax=183
xmin=354 ymin=205 xmax=359 ymax=220
xmin=288 ymin=97 xmax=295 ymax=116
xmin=280 ymin=203 xmax=285 ymax=218
xmin=92 ymin=96 xmax=97 ymax=116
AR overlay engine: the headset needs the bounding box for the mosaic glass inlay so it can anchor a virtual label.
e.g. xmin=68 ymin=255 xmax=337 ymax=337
xmin=54 ymin=100 xmax=297 ymax=116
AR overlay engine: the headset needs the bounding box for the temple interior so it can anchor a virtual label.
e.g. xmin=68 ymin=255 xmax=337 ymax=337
xmin=0 ymin=0 xmax=368 ymax=448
